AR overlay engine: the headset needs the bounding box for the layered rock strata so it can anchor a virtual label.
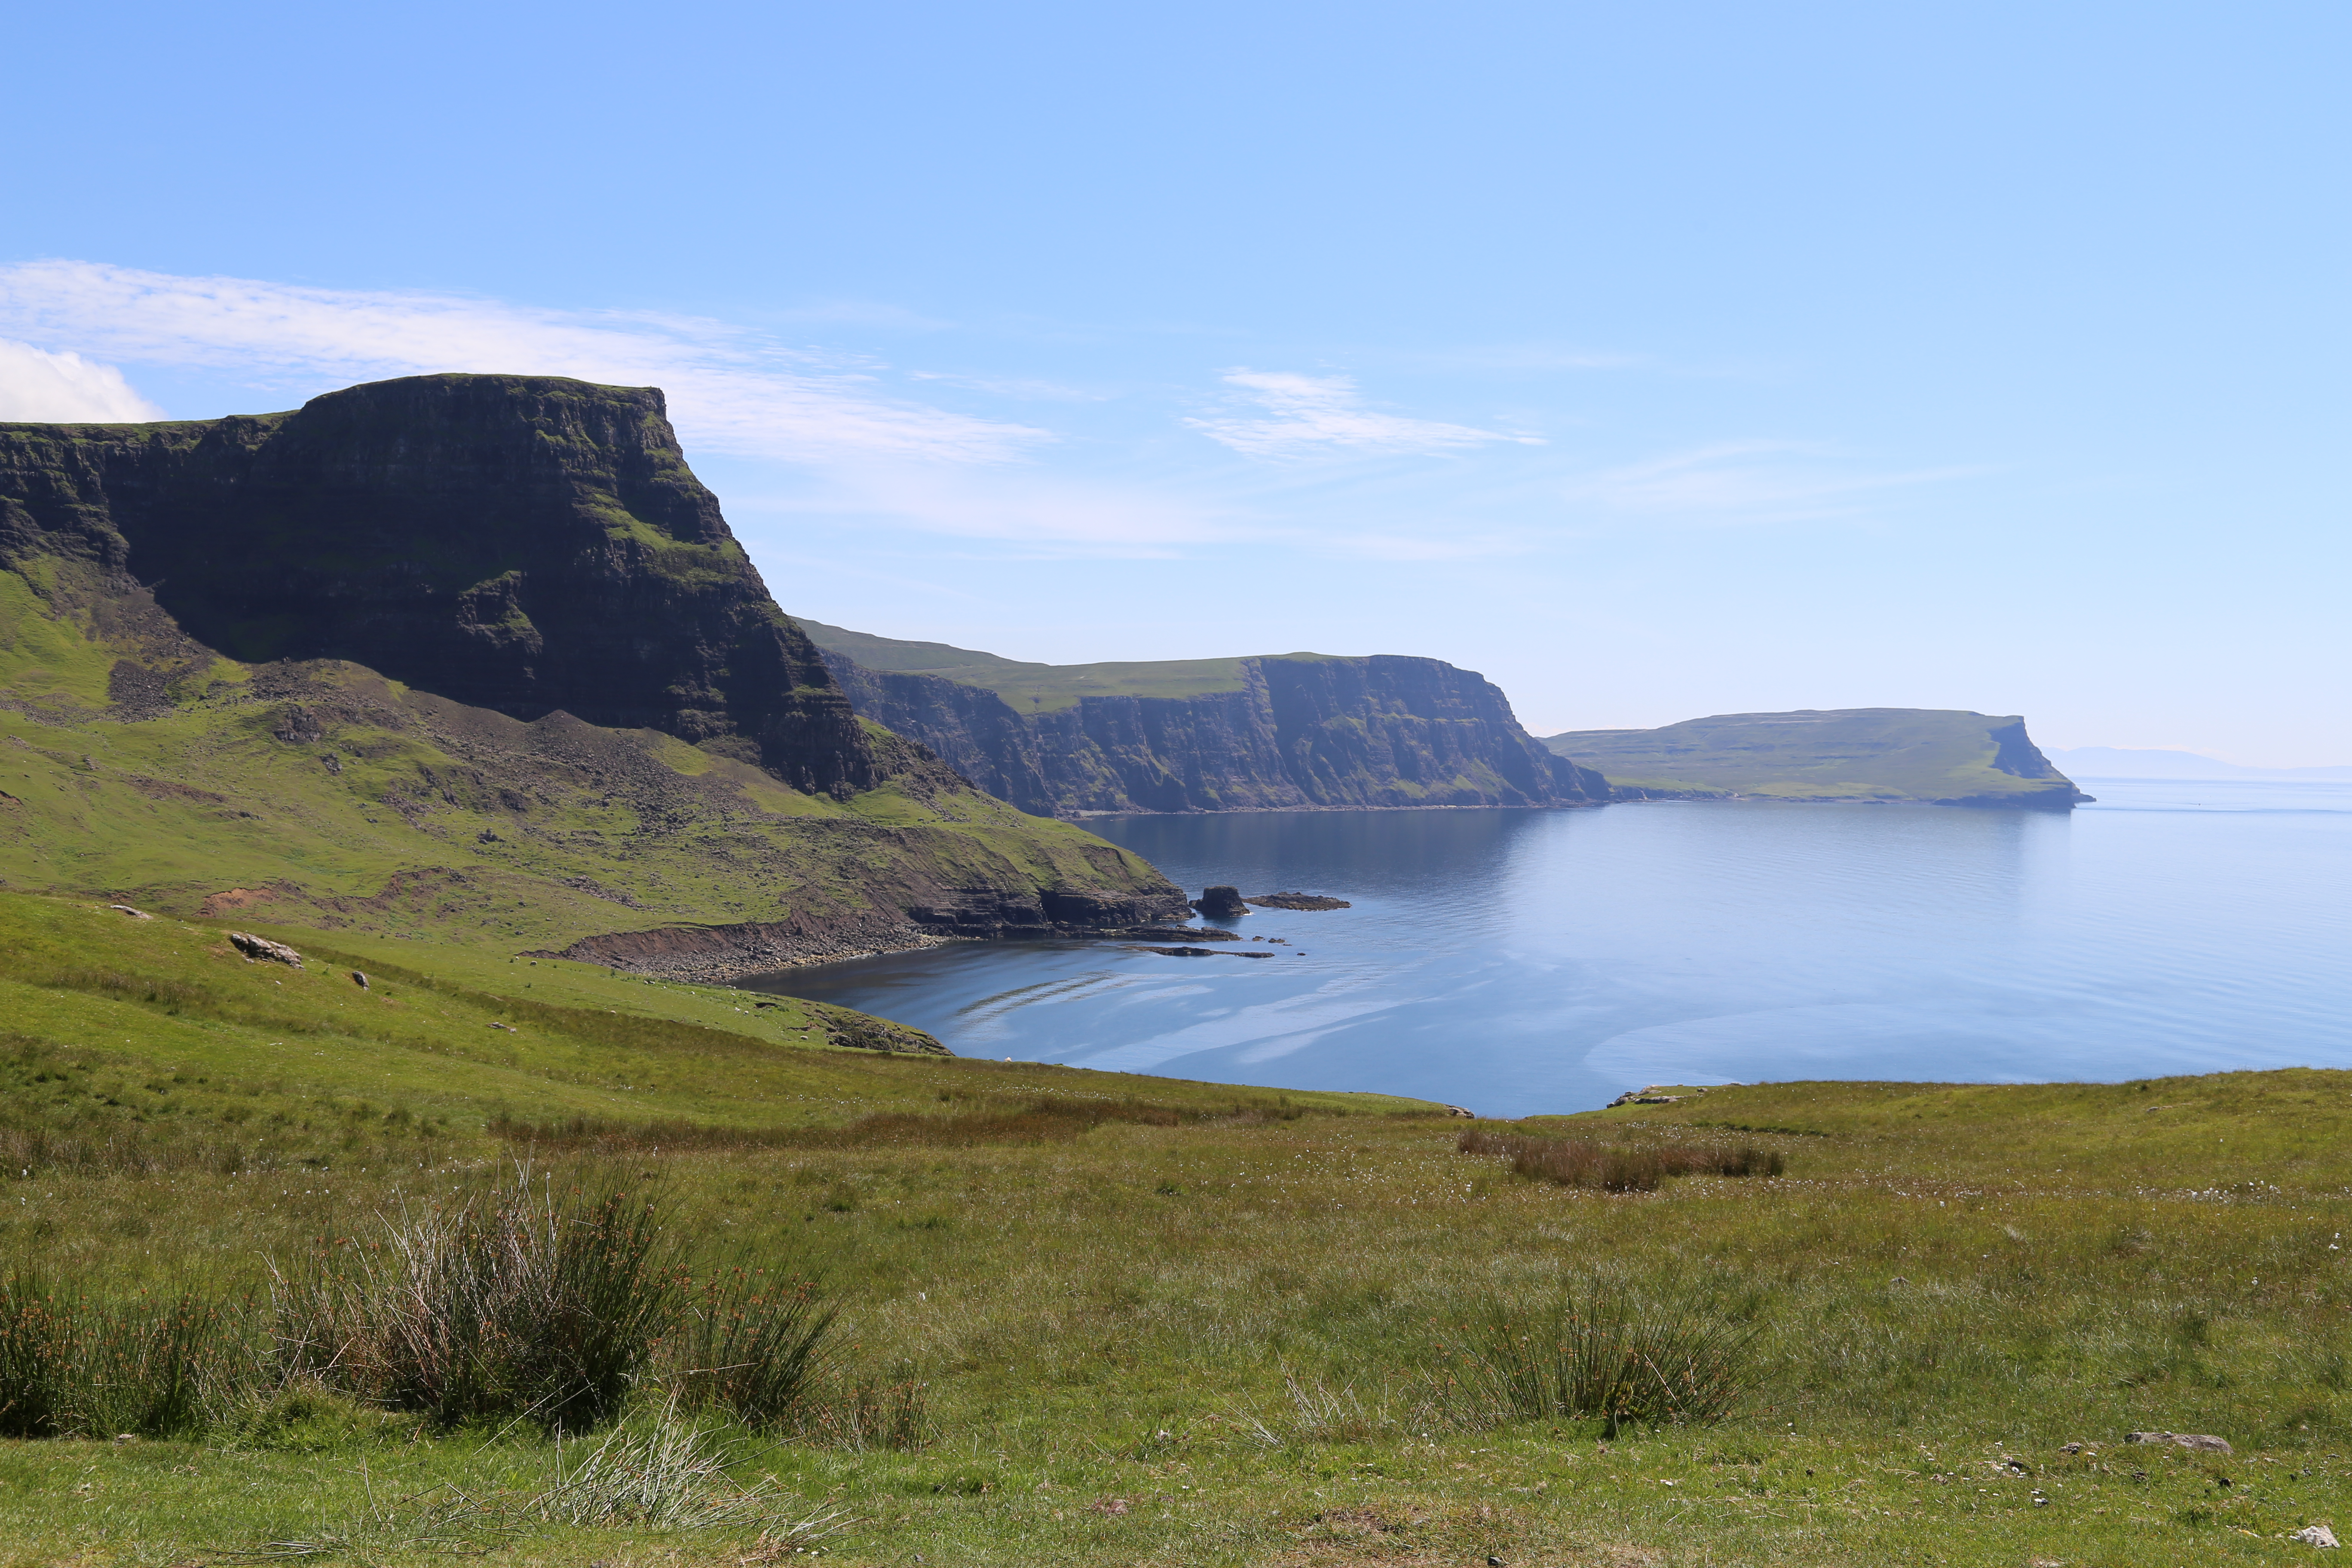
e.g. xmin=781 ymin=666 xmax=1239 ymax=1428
xmin=2 ymin=374 xmax=870 ymax=793
xmin=810 ymin=633 xmax=1608 ymax=816
xmin=0 ymin=376 xmax=1189 ymax=973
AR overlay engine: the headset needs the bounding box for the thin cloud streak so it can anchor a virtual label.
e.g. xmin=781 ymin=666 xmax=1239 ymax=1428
xmin=0 ymin=260 xmax=1044 ymax=462
xmin=1186 ymin=369 xmax=1545 ymax=457
xmin=1565 ymin=441 xmax=1983 ymax=523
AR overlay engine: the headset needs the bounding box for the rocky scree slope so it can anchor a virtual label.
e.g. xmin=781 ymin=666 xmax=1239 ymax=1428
xmin=793 ymin=618 xmax=1608 ymax=816
xmin=0 ymin=375 xmax=1186 ymax=975
xmin=1543 ymin=707 xmax=2090 ymax=808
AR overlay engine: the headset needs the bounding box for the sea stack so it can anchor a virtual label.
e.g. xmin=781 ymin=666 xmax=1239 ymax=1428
xmin=1193 ymin=885 xmax=1250 ymax=918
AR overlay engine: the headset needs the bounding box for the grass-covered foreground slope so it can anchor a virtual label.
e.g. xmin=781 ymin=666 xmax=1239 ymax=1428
xmin=1545 ymin=707 xmax=2092 ymax=808
xmin=0 ymin=907 xmax=2344 ymax=1567
xmin=0 ymin=889 xmax=1402 ymax=1167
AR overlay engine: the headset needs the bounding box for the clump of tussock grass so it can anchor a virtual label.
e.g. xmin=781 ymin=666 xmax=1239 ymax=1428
xmin=0 ymin=1271 xmax=245 ymax=1437
xmin=1273 ymin=1368 xmax=1406 ymax=1444
xmin=270 ymin=1170 xmax=682 ymax=1432
xmin=533 ymin=1406 xmax=841 ymax=1532
xmin=668 ymin=1262 xmax=836 ymax=1430
xmin=270 ymin=1166 xmax=865 ymax=1439
xmin=1458 ymin=1127 xmax=1783 ymax=1191
xmin=786 ymin=1369 xmax=931 ymax=1450
xmin=1428 ymin=1277 xmax=1756 ymax=1434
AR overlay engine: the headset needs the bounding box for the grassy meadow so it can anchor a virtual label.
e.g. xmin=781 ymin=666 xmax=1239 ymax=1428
xmin=0 ymin=891 xmax=2346 ymax=1565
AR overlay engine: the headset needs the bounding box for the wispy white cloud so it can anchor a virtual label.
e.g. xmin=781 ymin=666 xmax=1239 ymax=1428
xmin=0 ymin=260 xmax=1043 ymax=462
xmin=0 ymin=338 xmax=164 ymax=422
xmin=1565 ymin=441 xmax=1981 ymax=523
xmin=1185 ymin=369 xmax=1545 ymax=458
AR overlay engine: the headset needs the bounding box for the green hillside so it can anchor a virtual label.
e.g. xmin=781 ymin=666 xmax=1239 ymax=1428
xmin=0 ymin=594 xmax=1165 ymax=959
xmin=1543 ymin=707 xmax=2090 ymax=807
xmin=0 ymin=888 xmax=1410 ymax=1177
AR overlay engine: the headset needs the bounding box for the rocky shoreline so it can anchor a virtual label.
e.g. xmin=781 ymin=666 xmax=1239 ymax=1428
xmin=533 ymin=884 xmax=1346 ymax=984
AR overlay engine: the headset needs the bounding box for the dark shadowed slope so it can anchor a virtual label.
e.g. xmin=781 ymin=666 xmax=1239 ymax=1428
xmin=4 ymin=376 xmax=866 ymax=792
xmin=0 ymin=377 xmax=1188 ymax=974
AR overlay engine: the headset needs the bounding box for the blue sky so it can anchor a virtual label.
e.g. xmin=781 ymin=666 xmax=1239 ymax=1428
xmin=3 ymin=2 xmax=2344 ymax=763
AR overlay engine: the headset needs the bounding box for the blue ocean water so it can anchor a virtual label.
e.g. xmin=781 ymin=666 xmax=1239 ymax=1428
xmin=740 ymin=780 xmax=2352 ymax=1116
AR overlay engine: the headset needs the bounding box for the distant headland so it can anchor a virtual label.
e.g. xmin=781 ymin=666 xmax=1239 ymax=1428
xmin=1542 ymin=707 xmax=2092 ymax=809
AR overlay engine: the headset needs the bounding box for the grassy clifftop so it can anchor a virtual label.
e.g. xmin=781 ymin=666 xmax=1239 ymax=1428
xmin=1544 ymin=707 xmax=2091 ymax=808
xmin=792 ymin=618 xmax=1272 ymax=714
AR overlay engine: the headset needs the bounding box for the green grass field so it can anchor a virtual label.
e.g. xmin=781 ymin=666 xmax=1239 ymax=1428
xmin=0 ymin=892 xmax=2345 ymax=1565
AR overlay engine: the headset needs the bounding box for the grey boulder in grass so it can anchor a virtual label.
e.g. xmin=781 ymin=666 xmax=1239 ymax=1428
xmin=228 ymin=931 xmax=303 ymax=968
xmin=2125 ymin=1431 xmax=2232 ymax=1453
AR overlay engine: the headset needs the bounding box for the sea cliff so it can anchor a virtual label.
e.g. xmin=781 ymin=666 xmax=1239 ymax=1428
xmin=799 ymin=621 xmax=1607 ymax=816
xmin=1543 ymin=707 xmax=2092 ymax=808
xmin=0 ymin=375 xmax=1188 ymax=971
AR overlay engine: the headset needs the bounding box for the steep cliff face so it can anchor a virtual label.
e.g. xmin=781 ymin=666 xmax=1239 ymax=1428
xmin=808 ymin=625 xmax=1606 ymax=815
xmin=0 ymin=377 xmax=1190 ymax=973
xmin=0 ymin=375 xmax=870 ymax=793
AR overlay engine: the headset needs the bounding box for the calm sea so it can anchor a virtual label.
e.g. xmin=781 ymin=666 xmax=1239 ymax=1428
xmin=740 ymin=779 xmax=2352 ymax=1116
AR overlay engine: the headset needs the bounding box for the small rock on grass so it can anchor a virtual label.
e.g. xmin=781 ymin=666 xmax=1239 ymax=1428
xmin=2293 ymin=1524 xmax=2340 ymax=1548
xmin=2127 ymin=1431 xmax=2232 ymax=1453
xmin=229 ymin=931 xmax=303 ymax=968
xmin=107 ymin=904 xmax=152 ymax=919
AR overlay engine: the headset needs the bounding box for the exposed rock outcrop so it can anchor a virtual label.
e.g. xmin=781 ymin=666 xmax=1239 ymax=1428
xmin=1192 ymin=886 xmax=1250 ymax=918
xmin=535 ymin=881 xmax=1195 ymax=980
xmin=0 ymin=377 xmax=1188 ymax=972
xmin=807 ymin=631 xmax=1607 ymax=816
xmin=228 ymin=931 xmax=304 ymax=968
xmin=2 ymin=375 xmax=872 ymax=793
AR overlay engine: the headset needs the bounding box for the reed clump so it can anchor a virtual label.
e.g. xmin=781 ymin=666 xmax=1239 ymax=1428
xmin=1457 ymin=1128 xmax=1784 ymax=1191
xmin=270 ymin=1169 xmax=845 ymax=1435
xmin=270 ymin=1173 xmax=677 ymax=1431
xmin=0 ymin=1272 xmax=243 ymax=1437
